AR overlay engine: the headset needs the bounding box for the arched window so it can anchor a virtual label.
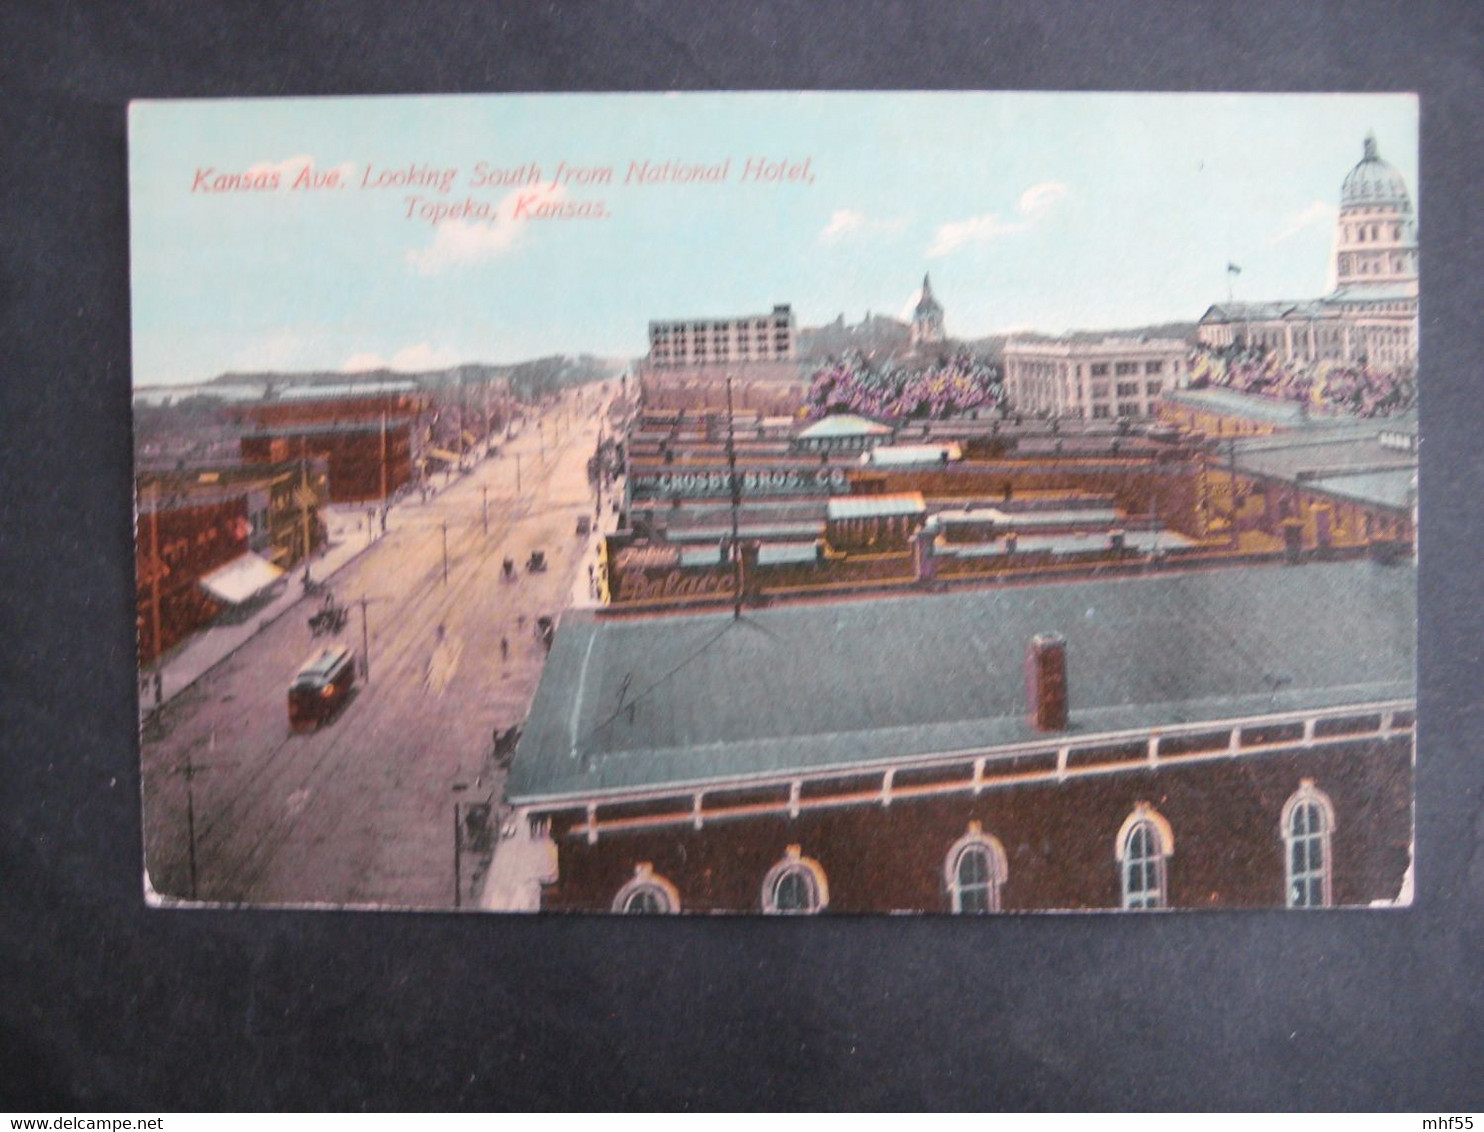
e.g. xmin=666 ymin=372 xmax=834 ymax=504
xmin=1117 ymin=804 xmax=1173 ymax=910
xmin=611 ymin=862 xmax=680 ymax=914
xmin=1282 ymin=781 xmax=1335 ymax=908
xmin=762 ymin=845 xmax=828 ymax=914
xmin=944 ymin=822 xmax=1008 ymax=913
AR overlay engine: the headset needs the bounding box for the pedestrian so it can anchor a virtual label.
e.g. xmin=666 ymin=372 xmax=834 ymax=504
xmin=500 ymin=636 xmax=509 ymax=661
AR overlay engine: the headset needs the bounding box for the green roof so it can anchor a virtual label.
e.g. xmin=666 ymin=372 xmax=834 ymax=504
xmin=508 ymin=560 xmax=1415 ymax=804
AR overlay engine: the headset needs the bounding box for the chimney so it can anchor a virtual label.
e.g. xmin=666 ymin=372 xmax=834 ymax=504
xmin=1281 ymin=517 xmax=1305 ymax=563
xmin=1108 ymin=528 xmax=1126 ymax=552
xmin=1025 ymin=633 xmax=1069 ymax=731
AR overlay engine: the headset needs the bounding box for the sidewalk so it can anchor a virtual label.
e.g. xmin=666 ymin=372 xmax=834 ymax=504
xmin=138 ymin=502 xmax=399 ymax=717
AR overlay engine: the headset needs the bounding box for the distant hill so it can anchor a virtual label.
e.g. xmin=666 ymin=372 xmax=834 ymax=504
xmin=198 ymin=355 xmax=625 ymax=401
xmin=797 ymin=314 xmax=1198 ymax=369
xmin=799 ymin=312 xmax=912 ymax=361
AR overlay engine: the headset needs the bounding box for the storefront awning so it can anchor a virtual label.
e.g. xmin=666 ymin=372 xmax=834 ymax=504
xmin=199 ymin=552 xmax=285 ymax=605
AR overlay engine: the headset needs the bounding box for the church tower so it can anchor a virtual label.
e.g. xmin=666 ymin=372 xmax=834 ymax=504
xmin=1334 ymin=132 xmax=1417 ymax=296
xmin=910 ymin=273 xmax=946 ymax=348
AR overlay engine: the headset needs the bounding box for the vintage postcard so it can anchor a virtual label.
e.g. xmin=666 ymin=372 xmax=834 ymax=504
xmin=130 ymin=92 xmax=1416 ymax=913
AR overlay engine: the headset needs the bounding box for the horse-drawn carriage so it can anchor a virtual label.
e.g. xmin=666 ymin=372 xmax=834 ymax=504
xmin=307 ymin=592 xmax=349 ymax=637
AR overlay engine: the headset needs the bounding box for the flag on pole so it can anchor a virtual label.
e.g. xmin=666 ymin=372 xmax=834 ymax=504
xmin=1227 ymin=262 xmax=1242 ymax=275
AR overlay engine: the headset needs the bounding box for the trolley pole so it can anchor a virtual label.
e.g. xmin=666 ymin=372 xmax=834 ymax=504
xmin=441 ymin=520 xmax=449 ymax=584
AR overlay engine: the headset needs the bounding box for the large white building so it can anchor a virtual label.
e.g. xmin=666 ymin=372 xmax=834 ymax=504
xmin=1002 ymin=337 xmax=1189 ymax=419
xmin=1197 ymin=134 xmax=1418 ymax=371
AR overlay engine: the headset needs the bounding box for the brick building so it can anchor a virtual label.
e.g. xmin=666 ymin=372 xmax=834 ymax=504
xmin=137 ymin=460 xmax=329 ymax=569
xmin=240 ymin=419 xmax=414 ymax=503
xmin=495 ymin=559 xmax=1414 ymax=913
xmin=135 ymin=494 xmax=251 ymax=665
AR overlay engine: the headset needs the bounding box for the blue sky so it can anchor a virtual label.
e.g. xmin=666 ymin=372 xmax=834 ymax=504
xmin=129 ymin=92 xmax=1417 ymax=386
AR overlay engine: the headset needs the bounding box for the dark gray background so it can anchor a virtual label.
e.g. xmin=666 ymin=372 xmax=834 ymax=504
xmin=2 ymin=0 xmax=1480 ymax=1111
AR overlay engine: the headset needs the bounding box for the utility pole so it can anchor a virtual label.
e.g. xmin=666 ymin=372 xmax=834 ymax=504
xmin=146 ymin=480 xmax=164 ymax=710
xmin=1228 ymin=436 xmax=1239 ymax=549
xmin=359 ymin=595 xmax=371 ymax=682
xmin=595 ymin=417 xmax=604 ymax=519
xmin=441 ymin=520 xmax=449 ymax=584
xmin=482 ymin=485 xmax=489 ymax=535
xmin=379 ymin=411 xmax=388 ymax=505
xmin=726 ymin=372 xmax=743 ymax=619
xmin=453 ymin=801 xmax=462 ymax=908
xmin=175 ymin=740 xmax=234 ymax=901
xmin=299 ymin=439 xmax=314 ymax=586
xmin=515 ymin=453 xmax=522 ymax=495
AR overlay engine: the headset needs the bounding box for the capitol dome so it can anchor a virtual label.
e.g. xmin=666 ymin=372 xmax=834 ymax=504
xmin=1341 ymin=133 xmax=1412 ymax=210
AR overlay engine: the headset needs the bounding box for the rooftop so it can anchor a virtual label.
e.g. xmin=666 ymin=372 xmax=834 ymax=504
xmin=1163 ymin=386 xmax=1319 ymax=426
xmin=797 ymin=414 xmax=894 ymax=440
xmin=509 ymin=559 xmax=1415 ymax=803
xmin=862 ymin=443 xmax=963 ymax=467
xmin=276 ymin=381 xmax=421 ymax=401
xmin=1229 ymin=430 xmax=1418 ymax=510
xmin=826 ymin=493 xmax=926 ymax=520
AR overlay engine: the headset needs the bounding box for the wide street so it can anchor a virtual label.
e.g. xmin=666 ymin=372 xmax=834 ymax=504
xmin=140 ymin=385 xmax=613 ymax=909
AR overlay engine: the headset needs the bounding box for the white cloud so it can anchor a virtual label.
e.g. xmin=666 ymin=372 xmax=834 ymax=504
xmin=407 ymin=182 xmax=568 ymax=274
xmin=1267 ymin=200 xmax=1336 ymax=246
xmin=927 ymin=180 xmax=1071 ymax=259
xmin=343 ymin=343 xmax=461 ymax=373
xmin=1018 ymin=181 xmax=1070 ymax=219
xmin=820 ymin=209 xmax=867 ymax=242
xmin=927 ymin=212 xmax=1021 ymax=258
xmin=818 ymin=209 xmax=908 ymax=245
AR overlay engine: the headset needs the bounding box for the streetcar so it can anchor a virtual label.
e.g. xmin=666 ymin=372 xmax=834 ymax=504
xmin=288 ymin=644 xmax=356 ymax=732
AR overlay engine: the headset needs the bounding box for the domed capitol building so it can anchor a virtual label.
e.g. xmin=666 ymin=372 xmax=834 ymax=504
xmin=1197 ymin=133 xmax=1418 ymax=372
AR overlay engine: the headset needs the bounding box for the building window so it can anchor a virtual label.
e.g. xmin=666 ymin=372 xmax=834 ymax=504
xmin=1117 ymin=804 xmax=1173 ymax=910
xmin=1115 ymin=361 xmax=1138 ymax=376
xmin=1283 ymin=781 xmax=1335 ymax=908
xmin=1089 ymin=363 xmax=1109 ymax=377
xmin=944 ymin=822 xmax=1008 ymax=913
xmin=611 ymin=863 xmax=680 ymax=914
xmin=762 ymin=845 xmax=828 ymax=914
xmin=1144 ymin=361 xmax=1163 ymax=374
